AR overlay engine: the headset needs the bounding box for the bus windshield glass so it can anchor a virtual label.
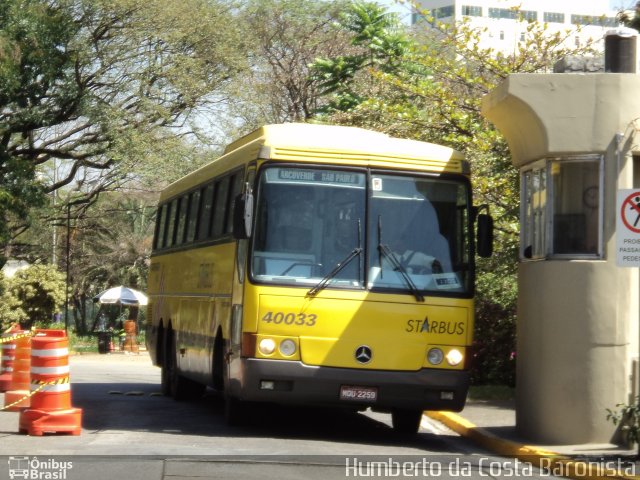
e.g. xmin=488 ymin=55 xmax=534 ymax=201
xmin=368 ymin=174 xmax=470 ymax=295
xmin=251 ymin=166 xmax=471 ymax=296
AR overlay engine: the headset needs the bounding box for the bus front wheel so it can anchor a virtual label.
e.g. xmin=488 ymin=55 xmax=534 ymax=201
xmin=391 ymin=409 xmax=423 ymax=435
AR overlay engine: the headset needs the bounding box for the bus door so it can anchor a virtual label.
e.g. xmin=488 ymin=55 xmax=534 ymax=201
xmin=227 ymin=165 xmax=256 ymax=380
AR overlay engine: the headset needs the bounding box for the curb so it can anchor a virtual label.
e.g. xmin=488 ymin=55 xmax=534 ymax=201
xmin=426 ymin=411 xmax=640 ymax=480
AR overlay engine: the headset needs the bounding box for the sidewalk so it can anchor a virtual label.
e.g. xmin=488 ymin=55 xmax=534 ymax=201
xmin=427 ymin=399 xmax=639 ymax=480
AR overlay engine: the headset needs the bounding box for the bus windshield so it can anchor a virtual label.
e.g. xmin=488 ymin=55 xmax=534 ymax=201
xmin=251 ymin=166 xmax=471 ymax=296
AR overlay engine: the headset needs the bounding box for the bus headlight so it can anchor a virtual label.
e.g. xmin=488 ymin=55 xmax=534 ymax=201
xmin=446 ymin=349 xmax=463 ymax=366
xmin=258 ymin=338 xmax=277 ymax=355
xmin=427 ymin=348 xmax=444 ymax=365
xmin=279 ymin=339 xmax=297 ymax=356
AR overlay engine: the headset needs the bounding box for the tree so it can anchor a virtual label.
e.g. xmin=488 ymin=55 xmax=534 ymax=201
xmin=619 ymin=2 xmax=640 ymax=31
xmin=311 ymin=0 xmax=411 ymax=113
xmin=0 ymin=271 xmax=26 ymax=330
xmin=64 ymin=190 xmax=157 ymax=333
xmin=2 ymin=263 xmax=66 ymax=329
xmin=0 ymin=0 xmax=246 ymax=267
xmin=222 ymin=0 xmax=352 ymax=132
xmin=312 ymin=4 xmax=598 ymax=384
xmin=0 ymin=0 xmax=71 ymax=267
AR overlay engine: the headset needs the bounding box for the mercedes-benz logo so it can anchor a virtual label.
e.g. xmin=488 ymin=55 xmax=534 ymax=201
xmin=355 ymin=345 xmax=372 ymax=364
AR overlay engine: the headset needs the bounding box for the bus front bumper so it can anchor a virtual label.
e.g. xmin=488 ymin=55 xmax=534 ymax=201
xmin=233 ymin=358 xmax=470 ymax=412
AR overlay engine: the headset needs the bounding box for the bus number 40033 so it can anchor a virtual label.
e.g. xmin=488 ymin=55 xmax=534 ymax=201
xmin=261 ymin=311 xmax=317 ymax=326
xmin=340 ymin=385 xmax=378 ymax=402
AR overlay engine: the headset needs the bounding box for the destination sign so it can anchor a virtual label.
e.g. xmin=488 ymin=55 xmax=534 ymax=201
xmin=265 ymin=168 xmax=364 ymax=187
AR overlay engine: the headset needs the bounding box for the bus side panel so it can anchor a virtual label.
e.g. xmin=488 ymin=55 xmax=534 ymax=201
xmin=147 ymin=243 xmax=235 ymax=384
xmin=174 ymin=244 xmax=235 ymax=384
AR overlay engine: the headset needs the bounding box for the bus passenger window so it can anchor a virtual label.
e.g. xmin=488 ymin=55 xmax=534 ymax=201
xmin=165 ymin=199 xmax=178 ymax=248
xmin=154 ymin=204 xmax=165 ymax=250
xmin=175 ymin=195 xmax=188 ymax=246
xmin=198 ymin=183 xmax=215 ymax=241
xmin=161 ymin=202 xmax=172 ymax=248
xmin=185 ymin=190 xmax=200 ymax=244
xmin=212 ymin=176 xmax=230 ymax=239
xmin=225 ymin=172 xmax=244 ymax=235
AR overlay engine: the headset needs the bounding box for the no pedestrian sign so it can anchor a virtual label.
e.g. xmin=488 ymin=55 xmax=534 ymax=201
xmin=617 ymin=189 xmax=640 ymax=267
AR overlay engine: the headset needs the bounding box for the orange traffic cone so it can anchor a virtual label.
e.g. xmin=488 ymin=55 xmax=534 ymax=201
xmin=3 ymin=333 xmax=32 ymax=411
xmin=19 ymin=330 xmax=82 ymax=436
xmin=0 ymin=325 xmax=21 ymax=392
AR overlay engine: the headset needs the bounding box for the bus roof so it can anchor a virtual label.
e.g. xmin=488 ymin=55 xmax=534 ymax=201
xmin=225 ymin=123 xmax=465 ymax=162
xmin=160 ymin=123 xmax=467 ymax=201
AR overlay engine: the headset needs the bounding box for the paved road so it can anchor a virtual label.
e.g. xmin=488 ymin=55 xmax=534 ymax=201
xmin=0 ymin=353 xmax=561 ymax=479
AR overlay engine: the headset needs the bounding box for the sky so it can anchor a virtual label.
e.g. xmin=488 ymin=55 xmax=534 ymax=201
xmin=610 ymin=0 xmax=637 ymax=8
xmin=609 ymin=0 xmax=636 ymax=9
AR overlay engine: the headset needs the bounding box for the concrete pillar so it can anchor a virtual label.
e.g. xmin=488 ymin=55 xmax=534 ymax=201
xmin=482 ymin=73 xmax=640 ymax=444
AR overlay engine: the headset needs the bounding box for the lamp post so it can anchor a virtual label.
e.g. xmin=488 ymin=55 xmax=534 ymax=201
xmin=64 ymin=203 xmax=71 ymax=332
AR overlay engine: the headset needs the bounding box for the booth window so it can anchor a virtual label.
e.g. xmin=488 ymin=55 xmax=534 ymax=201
xmin=521 ymin=155 xmax=602 ymax=260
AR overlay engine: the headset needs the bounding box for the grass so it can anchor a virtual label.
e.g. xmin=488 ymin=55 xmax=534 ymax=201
xmin=69 ymin=333 xmax=99 ymax=353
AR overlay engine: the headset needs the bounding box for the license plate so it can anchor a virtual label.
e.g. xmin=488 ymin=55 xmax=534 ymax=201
xmin=339 ymin=385 xmax=378 ymax=402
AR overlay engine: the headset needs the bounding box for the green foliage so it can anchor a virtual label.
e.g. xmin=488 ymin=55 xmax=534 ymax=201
xmin=473 ymin=265 xmax=517 ymax=386
xmin=311 ymin=0 xmax=409 ymax=113
xmin=607 ymin=398 xmax=640 ymax=454
xmin=0 ymin=271 xmax=26 ymax=330
xmin=1 ymin=0 xmax=246 ymax=262
xmin=0 ymin=0 xmax=72 ymax=265
xmin=0 ymin=263 xmax=65 ymax=329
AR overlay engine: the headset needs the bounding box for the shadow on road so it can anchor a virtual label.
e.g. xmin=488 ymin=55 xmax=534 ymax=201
xmin=71 ymin=381 xmax=456 ymax=452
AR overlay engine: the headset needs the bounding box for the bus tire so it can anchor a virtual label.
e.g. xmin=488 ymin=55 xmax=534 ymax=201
xmin=160 ymin=327 xmax=173 ymax=396
xmin=391 ymin=409 xmax=423 ymax=435
xmin=167 ymin=335 xmax=205 ymax=401
xmin=212 ymin=333 xmax=224 ymax=392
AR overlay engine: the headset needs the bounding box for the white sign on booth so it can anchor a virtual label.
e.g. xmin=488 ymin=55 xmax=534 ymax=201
xmin=616 ymin=189 xmax=640 ymax=267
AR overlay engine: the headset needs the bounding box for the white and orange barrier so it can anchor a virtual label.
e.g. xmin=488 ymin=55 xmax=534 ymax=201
xmin=3 ymin=332 xmax=32 ymax=411
xmin=0 ymin=325 xmax=21 ymax=392
xmin=19 ymin=329 xmax=82 ymax=436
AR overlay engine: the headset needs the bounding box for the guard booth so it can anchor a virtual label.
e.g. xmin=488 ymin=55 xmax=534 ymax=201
xmin=482 ymin=36 xmax=640 ymax=444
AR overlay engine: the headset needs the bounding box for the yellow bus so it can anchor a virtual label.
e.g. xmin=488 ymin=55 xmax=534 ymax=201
xmin=146 ymin=123 xmax=493 ymax=433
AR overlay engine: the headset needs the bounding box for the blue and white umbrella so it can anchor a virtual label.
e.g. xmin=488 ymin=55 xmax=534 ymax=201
xmin=94 ymin=286 xmax=148 ymax=306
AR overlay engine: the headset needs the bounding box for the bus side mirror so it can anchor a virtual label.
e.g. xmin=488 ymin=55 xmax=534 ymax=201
xmin=476 ymin=213 xmax=494 ymax=258
xmin=233 ymin=192 xmax=253 ymax=239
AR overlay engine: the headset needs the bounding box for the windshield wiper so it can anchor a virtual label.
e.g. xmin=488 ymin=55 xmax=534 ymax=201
xmin=307 ymin=247 xmax=362 ymax=297
xmin=378 ymin=243 xmax=425 ymax=303
xmin=377 ymin=215 xmax=424 ymax=302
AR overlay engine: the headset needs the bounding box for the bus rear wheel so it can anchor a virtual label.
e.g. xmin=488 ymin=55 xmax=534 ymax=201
xmin=160 ymin=329 xmax=173 ymax=396
xmin=391 ymin=409 xmax=423 ymax=435
xmin=164 ymin=330 xmax=205 ymax=400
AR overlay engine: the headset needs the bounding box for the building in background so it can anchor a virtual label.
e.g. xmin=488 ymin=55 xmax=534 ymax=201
xmin=412 ymin=0 xmax=620 ymax=54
